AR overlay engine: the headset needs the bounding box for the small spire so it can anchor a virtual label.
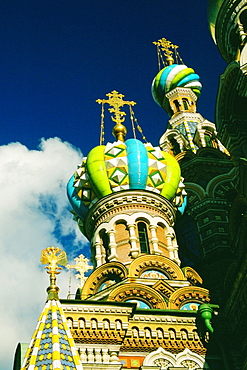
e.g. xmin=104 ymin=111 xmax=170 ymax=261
xmin=96 ymin=90 xmax=136 ymax=142
xmin=153 ymin=38 xmax=182 ymax=68
xmin=40 ymin=246 xmax=68 ymax=300
xmin=67 ymin=254 xmax=93 ymax=289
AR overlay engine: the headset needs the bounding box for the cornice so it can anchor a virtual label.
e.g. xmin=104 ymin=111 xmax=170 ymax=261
xmin=84 ymin=190 xmax=175 ymax=239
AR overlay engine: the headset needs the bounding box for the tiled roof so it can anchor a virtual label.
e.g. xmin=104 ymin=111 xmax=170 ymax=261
xmin=21 ymin=299 xmax=82 ymax=370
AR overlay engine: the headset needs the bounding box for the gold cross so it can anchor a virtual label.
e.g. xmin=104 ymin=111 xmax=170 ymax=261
xmin=153 ymin=38 xmax=178 ymax=59
xmin=96 ymin=90 xmax=136 ymax=125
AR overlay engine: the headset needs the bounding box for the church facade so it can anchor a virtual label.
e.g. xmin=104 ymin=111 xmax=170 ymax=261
xmin=14 ymin=1 xmax=247 ymax=369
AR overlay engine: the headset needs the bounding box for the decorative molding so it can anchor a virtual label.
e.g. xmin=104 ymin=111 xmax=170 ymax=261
xmin=129 ymin=255 xmax=185 ymax=281
xmin=81 ymin=262 xmax=128 ymax=298
xmin=84 ymin=190 xmax=176 ymax=239
xmin=183 ymin=267 xmax=203 ymax=285
xmin=108 ymin=283 xmax=167 ymax=309
xmin=168 ymin=287 xmax=210 ymax=310
xmin=142 ymin=347 xmax=206 ymax=369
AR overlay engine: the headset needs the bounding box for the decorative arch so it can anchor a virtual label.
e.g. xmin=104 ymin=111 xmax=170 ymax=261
xmin=197 ymin=147 xmax=227 ymax=159
xmin=81 ymin=261 xmax=128 ymax=298
xmin=93 ymin=212 xmax=170 ymax=244
xmin=207 ymin=167 xmax=236 ymax=198
xmin=182 ymin=266 xmax=203 ymax=285
xmin=168 ymin=286 xmax=210 ymax=309
xmin=176 ymin=348 xmax=208 ymax=369
xmin=184 ymin=182 xmax=205 ymax=202
xmin=142 ymin=347 xmax=176 ymax=368
xmin=128 ymin=255 xmax=185 ymax=281
xmin=107 ymin=283 xmax=167 ymax=309
xmin=142 ymin=347 xmax=207 ymax=369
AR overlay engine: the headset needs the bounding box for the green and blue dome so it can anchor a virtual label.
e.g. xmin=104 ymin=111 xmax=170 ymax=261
xmin=152 ymin=64 xmax=202 ymax=114
xmin=67 ymin=138 xmax=183 ymax=221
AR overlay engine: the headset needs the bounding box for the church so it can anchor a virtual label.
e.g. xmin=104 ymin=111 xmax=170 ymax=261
xmin=13 ymin=1 xmax=247 ymax=369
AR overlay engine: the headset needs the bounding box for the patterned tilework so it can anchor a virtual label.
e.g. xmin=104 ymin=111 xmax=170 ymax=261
xmin=145 ymin=145 xmax=167 ymax=193
xmin=74 ymin=160 xmax=97 ymax=208
xmin=21 ymin=300 xmax=82 ymax=370
xmin=104 ymin=142 xmax=129 ymax=190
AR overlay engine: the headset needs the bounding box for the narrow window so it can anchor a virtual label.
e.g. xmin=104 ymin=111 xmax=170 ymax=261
xmin=174 ymin=99 xmax=180 ymax=112
xmin=101 ymin=230 xmax=110 ymax=262
xmin=138 ymin=222 xmax=150 ymax=253
xmin=182 ymin=98 xmax=189 ymax=110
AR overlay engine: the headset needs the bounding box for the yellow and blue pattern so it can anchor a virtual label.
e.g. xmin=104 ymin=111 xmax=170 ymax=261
xmin=67 ymin=139 xmax=183 ymax=223
xmin=21 ymin=300 xmax=82 ymax=370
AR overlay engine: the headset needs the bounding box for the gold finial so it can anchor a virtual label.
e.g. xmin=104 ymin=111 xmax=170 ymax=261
xmin=41 ymin=246 xmax=68 ymax=300
xmin=153 ymin=38 xmax=180 ymax=68
xmin=96 ymin=90 xmax=136 ymax=142
xmin=67 ymin=254 xmax=93 ymax=290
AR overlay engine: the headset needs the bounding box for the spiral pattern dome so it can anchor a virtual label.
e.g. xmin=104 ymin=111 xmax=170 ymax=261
xmin=152 ymin=64 xmax=202 ymax=114
xmin=67 ymin=138 xmax=184 ymax=220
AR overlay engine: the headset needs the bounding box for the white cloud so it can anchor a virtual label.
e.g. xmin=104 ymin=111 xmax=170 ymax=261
xmin=0 ymin=137 xmax=89 ymax=369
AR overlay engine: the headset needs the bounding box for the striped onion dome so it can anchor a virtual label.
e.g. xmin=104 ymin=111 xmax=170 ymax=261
xmin=151 ymin=64 xmax=202 ymax=115
xmin=20 ymin=299 xmax=82 ymax=370
xmin=67 ymin=138 xmax=185 ymax=222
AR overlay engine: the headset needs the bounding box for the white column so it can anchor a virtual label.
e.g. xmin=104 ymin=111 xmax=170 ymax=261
xmin=94 ymin=233 xmax=103 ymax=267
xmin=166 ymin=228 xmax=180 ymax=265
xmin=102 ymin=348 xmax=110 ymax=364
xmin=149 ymin=224 xmax=161 ymax=255
xmin=166 ymin=229 xmax=175 ymax=261
xmin=128 ymin=223 xmax=139 ymax=258
xmin=80 ymin=348 xmax=87 ymax=363
xmin=87 ymin=349 xmax=94 ymax=363
xmin=95 ymin=348 xmax=102 ymax=363
xmin=108 ymin=229 xmax=118 ymax=261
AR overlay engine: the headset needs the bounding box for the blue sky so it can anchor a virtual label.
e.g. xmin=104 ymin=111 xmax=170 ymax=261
xmin=0 ymin=1 xmax=226 ymax=153
xmin=0 ymin=2 xmax=227 ymax=369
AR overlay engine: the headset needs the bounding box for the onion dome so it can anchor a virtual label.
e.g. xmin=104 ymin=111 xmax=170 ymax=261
xmin=207 ymin=0 xmax=224 ymax=44
xmin=67 ymin=138 xmax=183 ymax=222
xmin=151 ymin=63 xmax=202 ymax=115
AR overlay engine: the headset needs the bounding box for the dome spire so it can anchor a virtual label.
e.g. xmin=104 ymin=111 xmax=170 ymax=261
xmin=40 ymin=246 xmax=68 ymax=301
xmin=153 ymin=38 xmax=181 ymax=69
xmin=96 ymin=90 xmax=136 ymax=142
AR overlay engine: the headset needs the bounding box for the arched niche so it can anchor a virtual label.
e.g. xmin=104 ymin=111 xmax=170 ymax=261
xmin=168 ymin=286 xmax=210 ymax=310
xmin=128 ymin=255 xmax=185 ymax=281
xmin=81 ymin=261 xmax=128 ymax=299
xmin=107 ymin=282 xmax=167 ymax=309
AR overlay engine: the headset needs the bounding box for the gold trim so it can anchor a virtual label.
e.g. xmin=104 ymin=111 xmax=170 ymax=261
xmin=128 ymin=255 xmax=185 ymax=280
xmin=168 ymin=286 xmax=210 ymax=309
xmin=108 ymin=282 xmax=167 ymax=309
xmin=81 ymin=261 xmax=128 ymax=299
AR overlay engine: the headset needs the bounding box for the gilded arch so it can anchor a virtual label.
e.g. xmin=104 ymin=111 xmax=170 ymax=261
xmin=108 ymin=283 xmax=167 ymax=309
xmin=168 ymin=286 xmax=210 ymax=309
xmin=128 ymin=255 xmax=185 ymax=280
xmin=81 ymin=261 xmax=128 ymax=299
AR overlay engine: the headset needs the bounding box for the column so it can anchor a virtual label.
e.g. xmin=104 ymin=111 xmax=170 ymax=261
xmin=128 ymin=223 xmax=139 ymax=258
xmin=94 ymin=233 xmax=103 ymax=267
xmin=108 ymin=229 xmax=118 ymax=261
xmin=149 ymin=224 xmax=161 ymax=254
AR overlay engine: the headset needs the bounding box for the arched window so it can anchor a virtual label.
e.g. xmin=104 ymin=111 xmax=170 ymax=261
xmin=157 ymin=328 xmax=164 ymax=339
xmin=170 ymin=138 xmax=180 ymax=155
xmin=91 ymin=318 xmax=98 ymax=330
xmin=67 ymin=317 xmax=73 ymax=329
xmin=101 ymin=230 xmax=110 ymax=262
xmin=145 ymin=327 xmax=152 ymax=338
xmin=132 ymin=327 xmax=139 ymax=338
xmin=137 ymin=222 xmax=150 ymax=253
xmin=103 ymin=319 xmax=110 ymax=330
xmin=182 ymin=98 xmax=189 ymax=110
xmin=174 ymin=99 xmax=180 ymax=112
xmin=79 ymin=318 xmax=85 ymax=329
xmin=115 ymin=320 xmax=122 ymax=330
